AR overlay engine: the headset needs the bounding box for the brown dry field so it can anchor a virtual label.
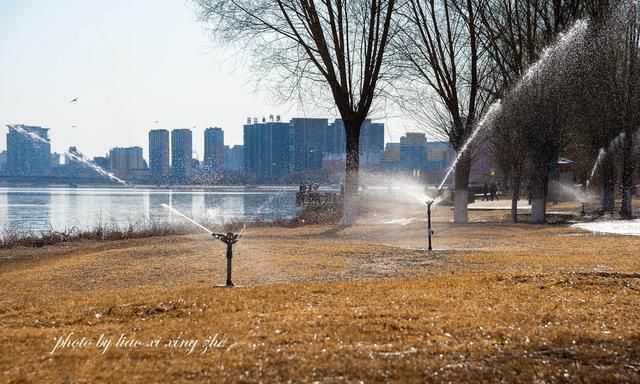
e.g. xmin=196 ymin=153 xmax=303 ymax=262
xmin=1 ymin=200 xmax=640 ymax=383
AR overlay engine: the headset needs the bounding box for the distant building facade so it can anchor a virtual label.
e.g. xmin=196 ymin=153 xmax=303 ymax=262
xmin=93 ymin=156 xmax=110 ymax=171
xmin=360 ymin=120 xmax=385 ymax=154
xmin=109 ymin=146 xmax=147 ymax=178
xmin=204 ymin=127 xmax=224 ymax=174
xmin=149 ymin=129 xmax=170 ymax=182
xmin=325 ymin=119 xmax=384 ymax=156
xmin=0 ymin=151 xmax=7 ymax=173
xmin=322 ymin=119 xmax=385 ymax=170
xmin=171 ymin=129 xmax=192 ymax=182
xmin=243 ymin=118 xmax=292 ymax=182
xmin=5 ymin=125 xmax=51 ymax=176
xmin=400 ymin=132 xmax=428 ymax=172
xmin=291 ymin=118 xmax=327 ymax=172
xmin=382 ymin=143 xmax=401 ymax=172
xmin=224 ymin=145 xmax=244 ymax=172
xmin=325 ymin=119 xmax=345 ymax=155
xmin=425 ymin=142 xmax=455 ymax=172
xmin=382 ymin=133 xmax=455 ymax=183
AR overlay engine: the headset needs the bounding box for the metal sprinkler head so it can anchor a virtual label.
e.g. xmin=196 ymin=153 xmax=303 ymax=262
xmin=212 ymin=232 xmax=241 ymax=287
xmin=425 ymin=200 xmax=434 ymax=251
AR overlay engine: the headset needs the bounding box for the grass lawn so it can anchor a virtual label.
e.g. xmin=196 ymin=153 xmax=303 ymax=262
xmin=1 ymin=201 xmax=639 ymax=383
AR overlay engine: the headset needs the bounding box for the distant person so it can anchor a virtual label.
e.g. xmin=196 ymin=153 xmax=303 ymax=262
xmin=527 ymin=182 xmax=533 ymax=205
xmin=482 ymin=181 xmax=488 ymax=201
xmin=490 ymin=182 xmax=498 ymax=201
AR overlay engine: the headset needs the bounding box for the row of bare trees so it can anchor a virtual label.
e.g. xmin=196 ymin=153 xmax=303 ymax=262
xmin=194 ymin=0 xmax=640 ymax=224
xmin=486 ymin=0 xmax=640 ymax=221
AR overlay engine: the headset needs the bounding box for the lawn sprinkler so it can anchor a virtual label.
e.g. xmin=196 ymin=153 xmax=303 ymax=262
xmin=426 ymin=199 xmax=434 ymax=251
xmin=212 ymin=232 xmax=241 ymax=287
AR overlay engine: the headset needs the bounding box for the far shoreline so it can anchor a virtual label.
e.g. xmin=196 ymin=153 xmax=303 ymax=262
xmin=0 ymin=184 xmax=320 ymax=190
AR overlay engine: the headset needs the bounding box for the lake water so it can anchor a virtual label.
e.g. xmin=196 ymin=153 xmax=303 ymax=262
xmin=0 ymin=187 xmax=301 ymax=233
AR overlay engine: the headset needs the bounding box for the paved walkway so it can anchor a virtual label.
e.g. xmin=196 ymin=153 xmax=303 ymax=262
xmin=468 ymin=199 xmax=532 ymax=210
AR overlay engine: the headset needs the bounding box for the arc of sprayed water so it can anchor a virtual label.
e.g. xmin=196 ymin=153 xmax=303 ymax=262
xmin=585 ymin=132 xmax=627 ymax=189
xmin=7 ymin=124 xmax=128 ymax=185
xmin=161 ymin=204 xmax=213 ymax=235
xmin=64 ymin=151 xmax=128 ymax=185
xmin=437 ymin=100 xmax=503 ymax=191
xmin=513 ymin=19 xmax=590 ymax=95
xmin=7 ymin=124 xmax=51 ymax=145
xmin=586 ymin=148 xmax=606 ymax=189
xmin=435 ymin=19 xmax=590 ymax=193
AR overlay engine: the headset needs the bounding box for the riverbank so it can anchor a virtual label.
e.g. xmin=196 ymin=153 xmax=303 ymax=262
xmin=2 ymin=205 xmax=640 ymax=382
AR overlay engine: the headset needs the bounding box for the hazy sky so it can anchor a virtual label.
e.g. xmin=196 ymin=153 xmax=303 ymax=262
xmin=1 ymin=0 xmax=412 ymax=160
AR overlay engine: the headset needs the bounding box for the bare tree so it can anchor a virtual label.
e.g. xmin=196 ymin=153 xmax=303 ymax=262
xmin=394 ymin=0 xmax=496 ymax=223
xmin=559 ymin=0 xmax=639 ymax=215
xmin=479 ymin=0 xmax=545 ymax=222
xmin=566 ymin=13 xmax=624 ymax=213
xmin=488 ymin=99 xmax=528 ymax=222
xmin=478 ymin=0 xmax=607 ymax=222
xmin=617 ymin=0 xmax=640 ymax=218
xmin=194 ymin=0 xmax=397 ymax=223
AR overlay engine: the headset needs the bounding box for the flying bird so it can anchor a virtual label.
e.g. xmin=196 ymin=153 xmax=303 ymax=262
xmin=154 ymin=120 xmax=159 ymax=124
xmin=70 ymin=97 xmax=78 ymax=103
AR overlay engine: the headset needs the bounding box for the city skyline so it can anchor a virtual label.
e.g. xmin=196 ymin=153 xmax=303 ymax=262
xmin=0 ymin=0 xmax=419 ymax=160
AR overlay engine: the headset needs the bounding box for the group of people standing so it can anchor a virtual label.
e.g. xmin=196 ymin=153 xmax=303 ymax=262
xmin=482 ymin=181 xmax=500 ymax=201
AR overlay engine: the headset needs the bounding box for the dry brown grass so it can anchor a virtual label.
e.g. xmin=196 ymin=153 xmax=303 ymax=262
xmin=1 ymin=202 xmax=640 ymax=383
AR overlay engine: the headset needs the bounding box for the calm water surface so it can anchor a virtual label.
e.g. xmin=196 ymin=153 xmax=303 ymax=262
xmin=0 ymin=187 xmax=300 ymax=233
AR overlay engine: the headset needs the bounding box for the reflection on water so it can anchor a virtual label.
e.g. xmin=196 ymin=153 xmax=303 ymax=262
xmin=0 ymin=187 xmax=299 ymax=233
xmin=5 ymin=190 xmax=51 ymax=231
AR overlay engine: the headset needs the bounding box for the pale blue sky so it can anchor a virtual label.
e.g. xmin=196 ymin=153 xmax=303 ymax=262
xmin=0 ymin=0 xmax=409 ymax=160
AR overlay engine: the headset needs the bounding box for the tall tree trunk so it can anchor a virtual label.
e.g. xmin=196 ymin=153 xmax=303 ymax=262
xmin=341 ymin=121 xmax=361 ymax=225
xmin=601 ymin=152 xmax=616 ymax=213
xmin=453 ymin=154 xmax=472 ymax=224
xmin=529 ymin=168 xmax=548 ymax=223
xmin=511 ymin=170 xmax=521 ymax=223
xmin=620 ymin=131 xmax=634 ymax=218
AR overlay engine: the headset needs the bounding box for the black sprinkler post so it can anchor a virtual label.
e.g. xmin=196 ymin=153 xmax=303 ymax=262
xmin=426 ymin=200 xmax=434 ymax=251
xmin=212 ymin=232 xmax=241 ymax=287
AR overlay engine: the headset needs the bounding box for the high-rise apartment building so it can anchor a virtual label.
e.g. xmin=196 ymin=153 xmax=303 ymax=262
xmin=171 ymin=129 xmax=192 ymax=182
xmin=323 ymin=119 xmax=385 ymax=170
xmin=5 ymin=124 xmax=51 ymax=176
xmin=360 ymin=120 xmax=385 ymax=154
xmin=240 ymin=116 xmax=384 ymax=178
xmin=149 ymin=129 xmax=170 ymax=182
xmin=291 ymin=118 xmax=327 ymax=172
xmin=325 ymin=119 xmax=384 ymax=155
xmin=425 ymin=141 xmax=455 ymax=172
xmin=400 ymin=132 xmax=428 ymax=172
xmin=325 ymin=120 xmax=346 ymax=155
xmin=204 ymin=127 xmax=224 ymax=174
xmin=224 ymin=145 xmax=244 ymax=172
xmin=243 ymin=118 xmax=292 ymax=182
xmin=109 ymin=146 xmax=146 ymax=178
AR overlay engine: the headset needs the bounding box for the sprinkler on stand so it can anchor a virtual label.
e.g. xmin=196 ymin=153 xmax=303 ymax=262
xmin=212 ymin=232 xmax=241 ymax=287
xmin=426 ymin=199 xmax=434 ymax=251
